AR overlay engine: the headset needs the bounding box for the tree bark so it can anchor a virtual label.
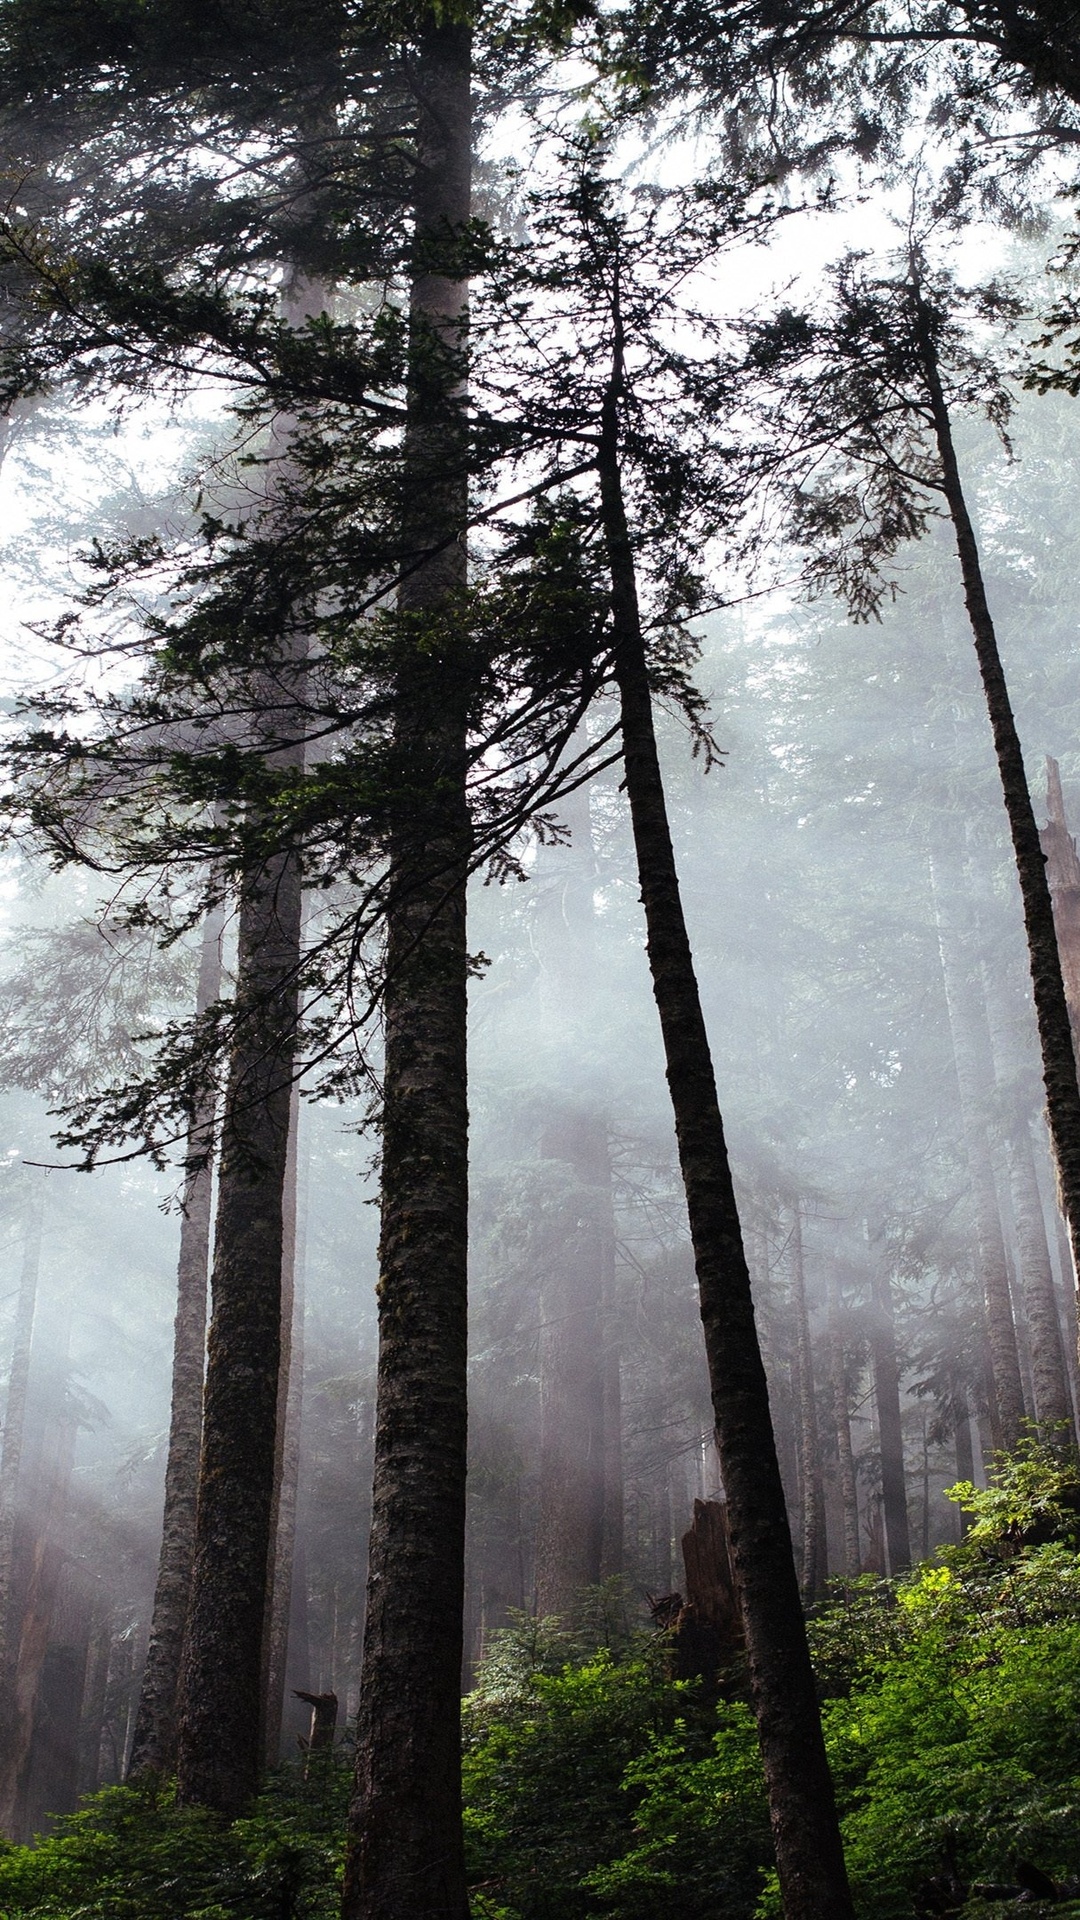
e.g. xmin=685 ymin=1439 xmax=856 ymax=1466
xmin=129 ymin=900 xmax=224 ymax=1778
xmin=77 ymin=1606 xmax=112 ymax=1795
xmin=601 ymin=1327 xmax=624 ymax=1580
xmin=790 ymin=1205 xmax=826 ymax=1601
xmin=0 ymin=1182 xmax=41 ymax=1690
xmin=3 ymin=1370 xmax=77 ymax=1840
xmin=929 ymin=849 xmax=1027 ymax=1448
xmin=534 ymin=1104 xmax=607 ymax=1615
xmin=598 ymin=367 xmax=854 ymax=1920
xmin=533 ymin=778 xmax=619 ymax=1609
xmin=826 ymin=1266 xmax=860 ymax=1578
xmin=175 ymin=832 xmax=302 ymax=1814
xmin=914 ymin=282 xmax=1080 ymax=1363
xmin=342 ymin=23 xmax=473 ymax=1920
xmin=867 ymin=1248 xmax=912 ymax=1575
xmin=1004 ymin=1107 xmax=1074 ymax=1439
xmin=263 ymin=1089 xmax=307 ymax=1765
xmin=1040 ymin=756 xmax=1080 ymax=1049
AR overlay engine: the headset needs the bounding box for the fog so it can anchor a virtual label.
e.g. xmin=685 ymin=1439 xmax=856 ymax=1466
xmin=0 ymin=49 xmax=1077 ymax=1856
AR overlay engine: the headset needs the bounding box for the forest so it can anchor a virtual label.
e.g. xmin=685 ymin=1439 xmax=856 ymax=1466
xmin=2 ymin=0 xmax=1080 ymax=1917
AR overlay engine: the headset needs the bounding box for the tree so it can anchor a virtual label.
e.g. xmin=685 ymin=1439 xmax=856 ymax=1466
xmin=128 ymin=896 xmax=224 ymax=1777
xmin=753 ymin=248 xmax=1080 ymax=1361
xmin=341 ymin=20 xmax=474 ymax=1917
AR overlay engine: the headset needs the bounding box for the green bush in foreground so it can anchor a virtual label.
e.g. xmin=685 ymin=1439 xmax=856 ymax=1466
xmin=464 ymin=1443 xmax=1080 ymax=1920
xmin=0 ymin=1761 xmax=347 ymax=1919
xmin=2 ymin=1446 xmax=1080 ymax=1920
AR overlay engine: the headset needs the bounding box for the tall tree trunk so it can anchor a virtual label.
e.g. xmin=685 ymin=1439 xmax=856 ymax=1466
xmin=867 ymin=1248 xmax=912 ymax=1575
xmin=264 ymin=1091 xmax=307 ymax=1764
xmin=1040 ymin=756 xmax=1080 ymax=1050
xmin=77 ymin=1606 xmax=112 ymax=1795
xmin=598 ymin=364 xmax=854 ymax=1920
xmin=826 ymin=1267 xmax=860 ymax=1578
xmin=790 ymin=1206 xmax=826 ymax=1601
xmin=342 ymin=23 xmax=472 ymax=1919
xmin=954 ymin=1398 xmax=975 ymax=1527
xmin=601 ymin=1325 xmax=624 ymax=1580
xmin=1003 ymin=1107 xmax=1074 ymax=1439
xmin=913 ymin=282 xmax=1080 ymax=1354
xmin=0 ymin=1181 xmax=42 ymax=1693
xmin=532 ymin=777 xmax=619 ymax=1609
xmin=534 ymin=1104 xmax=607 ymax=1615
xmin=4 ymin=1352 xmax=77 ymax=1841
xmin=175 ymin=824 xmax=303 ymax=1813
xmin=129 ymin=900 xmax=224 ymax=1778
xmin=929 ymin=850 xmax=1026 ymax=1448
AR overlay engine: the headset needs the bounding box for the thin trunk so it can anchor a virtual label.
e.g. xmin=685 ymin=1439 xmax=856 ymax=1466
xmin=867 ymin=1249 xmax=911 ymax=1574
xmin=6 ymin=1398 xmax=77 ymax=1840
xmin=914 ymin=282 xmax=1080 ymax=1361
xmin=175 ymin=832 xmax=303 ymax=1813
xmin=342 ymin=24 xmax=472 ymax=1920
xmin=1005 ymin=1110 xmax=1074 ymax=1439
xmin=954 ymin=1400 xmax=975 ymax=1484
xmin=129 ymin=900 xmax=223 ymax=1778
xmin=920 ymin=1412 xmax=931 ymax=1563
xmin=601 ymin=1333 xmax=624 ymax=1580
xmin=655 ymin=1466 xmax=674 ymax=1595
xmin=77 ymin=1607 xmax=112 ymax=1795
xmin=533 ymin=775 xmax=618 ymax=1605
xmin=954 ymin=1402 xmax=974 ymax=1536
xmin=1040 ymin=756 xmax=1080 ymax=1049
xmin=790 ymin=1207 xmax=826 ymax=1602
xmin=264 ymin=1091 xmax=308 ymax=1764
xmin=534 ymin=1105 xmax=607 ymax=1615
xmin=19 ymin=1574 xmax=89 ymax=1839
xmin=929 ymin=849 xmax=1026 ymax=1447
xmin=0 ymin=1183 xmax=42 ymax=1683
xmin=826 ymin=1268 xmax=860 ymax=1578
xmin=598 ymin=364 xmax=853 ymax=1920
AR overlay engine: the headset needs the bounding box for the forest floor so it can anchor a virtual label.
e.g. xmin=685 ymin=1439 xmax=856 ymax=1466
xmin=0 ymin=1443 xmax=1078 ymax=1920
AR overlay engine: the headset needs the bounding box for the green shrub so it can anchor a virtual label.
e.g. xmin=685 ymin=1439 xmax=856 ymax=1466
xmin=466 ymin=1450 xmax=1080 ymax=1920
xmin=0 ymin=1762 xmax=348 ymax=1919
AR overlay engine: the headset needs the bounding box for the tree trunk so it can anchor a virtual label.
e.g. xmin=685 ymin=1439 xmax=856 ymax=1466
xmin=77 ymin=1607 xmax=112 ymax=1795
xmin=1004 ymin=1108 xmax=1074 ymax=1439
xmin=129 ymin=900 xmax=224 ymax=1778
xmin=914 ymin=283 xmax=1080 ymax=1358
xmin=19 ymin=1571 xmax=89 ymax=1839
xmin=4 ymin=1380 xmax=77 ymax=1840
xmin=532 ymin=776 xmax=619 ymax=1608
xmin=867 ymin=1250 xmax=912 ymax=1575
xmin=601 ymin=1331 xmax=624 ymax=1580
xmin=790 ymin=1206 xmax=826 ymax=1601
xmin=264 ymin=1090 xmax=307 ymax=1764
xmin=342 ymin=24 xmax=472 ymax=1920
xmin=598 ymin=367 xmax=854 ymax=1920
xmin=1040 ymin=756 xmax=1080 ymax=1049
xmin=929 ymin=849 xmax=1026 ymax=1448
xmin=174 ymin=831 xmax=303 ymax=1814
xmin=534 ymin=1104 xmax=607 ymax=1615
xmin=954 ymin=1400 xmax=975 ymax=1533
xmin=826 ymin=1267 xmax=860 ymax=1578
xmin=0 ymin=1181 xmax=42 ymax=1690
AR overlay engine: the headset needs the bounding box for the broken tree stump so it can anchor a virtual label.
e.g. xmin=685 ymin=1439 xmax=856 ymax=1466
xmin=649 ymin=1499 xmax=744 ymax=1695
xmin=293 ymin=1689 xmax=337 ymax=1778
